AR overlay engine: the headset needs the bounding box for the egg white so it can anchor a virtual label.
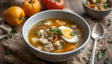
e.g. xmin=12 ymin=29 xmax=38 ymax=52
xmin=58 ymin=26 xmax=79 ymax=43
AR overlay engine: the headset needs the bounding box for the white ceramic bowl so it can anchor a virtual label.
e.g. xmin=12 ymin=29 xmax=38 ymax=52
xmin=22 ymin=10 xmax=91 ymax=62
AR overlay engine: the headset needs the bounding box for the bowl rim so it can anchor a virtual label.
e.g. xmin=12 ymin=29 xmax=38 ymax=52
xmin=82 ymin=0 xmax=112 ymax=12
xmin=22 ymin=10 xmax=91 ymax=55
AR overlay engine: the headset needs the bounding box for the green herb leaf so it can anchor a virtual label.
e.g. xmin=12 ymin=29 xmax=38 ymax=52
xmin=35 ymin=31 xmax=39 ymax=35
xmin=49 ymin=28 xmax=56 ymax=32
xmin=107 ymin=40 xmax=112 ymax=43
xmin=71 ymin=31 xmax=77 ymax=36
xmin=98 ymin=49 xmax=106 ymax=60
xmin=104 ymin=58 xmax=109 ymax=64
xmin=6 ymin=49 xmax=11 ymax=54
xmin=12 ymin=28 xmax=17 ymax=32
xmin=55 ymin=29 xmax=63 ymax=35
xmin=38 ymin=21 xmax=45 ymax=26
xmin=6 ymin=33 xmax=14 ymax=39
xmin=49 ymin=29 xmax=63 ymax=35
xmin=108 ymin=19 xmax=112 ymax=26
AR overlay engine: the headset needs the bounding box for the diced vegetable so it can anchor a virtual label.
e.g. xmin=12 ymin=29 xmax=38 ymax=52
xmin=65 ymin=45 xmax=75 ymax=51
xmin=94 ymin=6 xmax=99 ymax=10
xmin=86 ymin=0 xmax=109 ymax=11
xmin=101 ymin=3 xmax=107 ymax=9
xmin=86 ymin=2 xmax=90 ymax=5
xmin=56 ymin=21 xmax=61 ymax=27
xmin=54 ymin=35 xmax=59 ymax=43
xmin=102 ymin=0 xmax=107 ymax=3
xmin=38 ymin=21 xmax=45 ymax=26
xmin=71 ymin=31 xmax=77 ymax=36
xmin=86 ymin=5 xmax=96 ymax=8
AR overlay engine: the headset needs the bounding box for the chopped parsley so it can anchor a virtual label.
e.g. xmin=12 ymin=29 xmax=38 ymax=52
xmin=108 ymin=19 xmax=112 ymax=26
xmin=49 ymin=28 xmax=63 ymax=35
xmin=98 ymin=49 xmax=106 ymax=60
xmin=35 ymin=31 xmax=39 ymax=35
xmin=6 ymin=33 xmax=14 ymax=39
xmin=12 ymin=28 xmax=17 ymax=32
xmin=38 ymin=21 xmax=45 ymax=26
xmin=71 ymin=31 xmax=77 ymax=36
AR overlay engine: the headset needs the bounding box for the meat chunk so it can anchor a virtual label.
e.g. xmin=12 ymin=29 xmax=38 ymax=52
xmin=44 ymin=42 xmax=54 ymax=52
xmin=53 ymin=41 xmax=61 ymax=46
xmin=71 ymin=25 xmax=77 ymax=29
xmin=59 ymin=39 xmax=65 ymax=44
xmin=44 ymin=21 xmax=52 ymax=26
xmin=38 ymin=38 xmax=48 ymax=45
xmin=31 ymin=37 xmax=38 ymax=44
xmin=48 ymin=37 xmax=53 ymax=42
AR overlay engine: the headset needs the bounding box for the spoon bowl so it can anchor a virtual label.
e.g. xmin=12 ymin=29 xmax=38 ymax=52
xmin=92 ymin=24 xmax=104 ymax=40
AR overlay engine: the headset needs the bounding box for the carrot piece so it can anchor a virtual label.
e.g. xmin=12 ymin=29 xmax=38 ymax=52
xmin=97 ymin=6 xmax=102 ymax=10
xmin=56 ymin=21 xmax=61 ymax=27
xmin=65 ymin=45 xmax=75 ymax=51
xmin=86 ymin=5 xmax=96 ymax=8
xmin=54 ymin=35 xmax=59 ymax=43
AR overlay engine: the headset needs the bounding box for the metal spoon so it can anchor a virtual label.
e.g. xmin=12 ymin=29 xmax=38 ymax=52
xmin=88 ymin=23 xmax=104 ymax=64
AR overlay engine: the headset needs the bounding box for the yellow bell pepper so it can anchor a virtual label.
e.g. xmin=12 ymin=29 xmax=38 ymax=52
xmin=2 ymin=6 xmax=25 ymax=26
xmin=22 ymin=0 xmax=41 ymax=17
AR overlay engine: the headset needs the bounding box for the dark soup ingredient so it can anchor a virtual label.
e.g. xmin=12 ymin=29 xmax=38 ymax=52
xmin=28 ymin=18 xmax=84 ymax=53
xmin=86 ymin=0 xmax=111 ymax=11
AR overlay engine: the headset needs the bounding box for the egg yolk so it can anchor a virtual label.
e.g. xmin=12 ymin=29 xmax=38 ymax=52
xmin=62 ymin=29 xmax=74 ymax=39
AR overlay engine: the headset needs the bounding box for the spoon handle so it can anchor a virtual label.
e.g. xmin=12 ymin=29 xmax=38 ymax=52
xmin=88 ymin=39 xmax=97 ymax=64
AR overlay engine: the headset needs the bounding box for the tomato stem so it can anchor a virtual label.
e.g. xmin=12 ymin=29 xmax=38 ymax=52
xmin=29 ymin=0 xmax=33 ymax=4
xmin=54 ymin=0 xmax=59 ymax=2
xmin=19 ymin=16 xmax=23 ymax=21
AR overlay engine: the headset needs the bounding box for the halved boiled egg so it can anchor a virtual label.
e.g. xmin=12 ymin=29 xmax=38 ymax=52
xmin=58 ymin=26 xmax=79 ymax=43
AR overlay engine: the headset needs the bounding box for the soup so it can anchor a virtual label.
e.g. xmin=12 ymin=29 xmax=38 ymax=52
xmin=28 ymin=18 xmax=84 ymax=53
xmin=86 ymin=0 xmax=110 ymax=11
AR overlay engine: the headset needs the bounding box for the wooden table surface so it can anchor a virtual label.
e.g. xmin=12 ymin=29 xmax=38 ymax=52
xmin=0 ymin=0 xmax=112 ymax=64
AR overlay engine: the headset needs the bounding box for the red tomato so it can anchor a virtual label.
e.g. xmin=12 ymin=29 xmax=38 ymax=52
xmin=41 ymin=0 xmax=64 ymax=10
